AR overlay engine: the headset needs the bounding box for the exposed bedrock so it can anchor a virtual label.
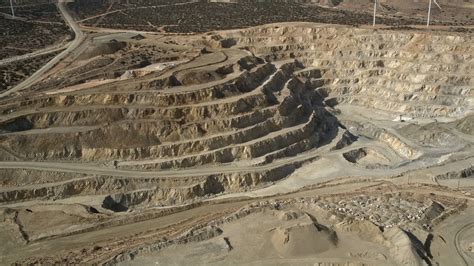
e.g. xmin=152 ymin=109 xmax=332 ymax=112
xmin=0 ymin=58 xmax=336 ymax=166
xmin=212 ymin=25 xmax=473 ymax=119
xmin=2 ymin=24 xmax=472 ymax=208
xmin=0 ymin=48 xmax=343 ymax=205
xmin=0 ymin=164 xmax=296 ymax=205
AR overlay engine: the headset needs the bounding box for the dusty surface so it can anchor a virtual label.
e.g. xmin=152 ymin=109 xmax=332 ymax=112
xmin=0 ymin=0 xmax=473 ymax=265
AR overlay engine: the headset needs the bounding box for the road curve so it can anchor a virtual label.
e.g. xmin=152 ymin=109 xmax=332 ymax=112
xmin=0 ymin=0 xmax=85 ymax=98
xmin=454 ymin=222 xmax=474 ymax=266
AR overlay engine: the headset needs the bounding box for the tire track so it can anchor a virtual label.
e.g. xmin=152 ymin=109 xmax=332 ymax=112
xmin=454 ymin=222 xmax=474 ymax=266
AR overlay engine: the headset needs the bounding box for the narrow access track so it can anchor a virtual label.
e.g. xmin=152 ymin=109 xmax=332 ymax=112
xmin=0 ymin=43 xmax=67 ymax=67
xmin=454 ymin=222 xmax=474 ymax=266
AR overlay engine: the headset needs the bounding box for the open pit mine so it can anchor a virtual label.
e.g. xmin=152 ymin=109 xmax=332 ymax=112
xmin=0 ymin=0 xmax=473 ymax=265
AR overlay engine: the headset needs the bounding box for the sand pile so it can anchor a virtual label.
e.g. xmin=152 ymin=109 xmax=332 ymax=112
xmin=384 ymin=227 xmax=428 ymax=266
xmin=338 ymin=218 xmax=429 ymax=266
xmin=270 ymin=213 xmax=337 ymax=256
xmin=78 ymin=41 xmax=127 ymax=60
xmin=335 ymin=219 xmax=386 ymax=245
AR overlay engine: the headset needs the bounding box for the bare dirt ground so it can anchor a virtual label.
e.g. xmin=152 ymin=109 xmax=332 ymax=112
xmin=0 ymin=0 xmax=473 ymax=265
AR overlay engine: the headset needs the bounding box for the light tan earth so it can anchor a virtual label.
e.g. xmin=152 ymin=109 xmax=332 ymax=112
xmin=0 ymin=0 xmax=473 ymax=265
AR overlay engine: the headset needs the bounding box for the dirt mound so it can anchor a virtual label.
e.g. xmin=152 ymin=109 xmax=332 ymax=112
xmin=270 ymin=214 xmax=337 ymax=256
xmin=384 ymin=227 xmax=428 ymax=266
xmin=336 ymin=219 xmax=386 ymax=245
xmin=78 ymin=41 xmax=127 ymax=60
xmin=172 ymin=64 xmax=237 ymax=86
xmin=277 ymin=210 xmax=305 ymax=221
xmin=336 ymin=218 xmax=429 ymax=265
